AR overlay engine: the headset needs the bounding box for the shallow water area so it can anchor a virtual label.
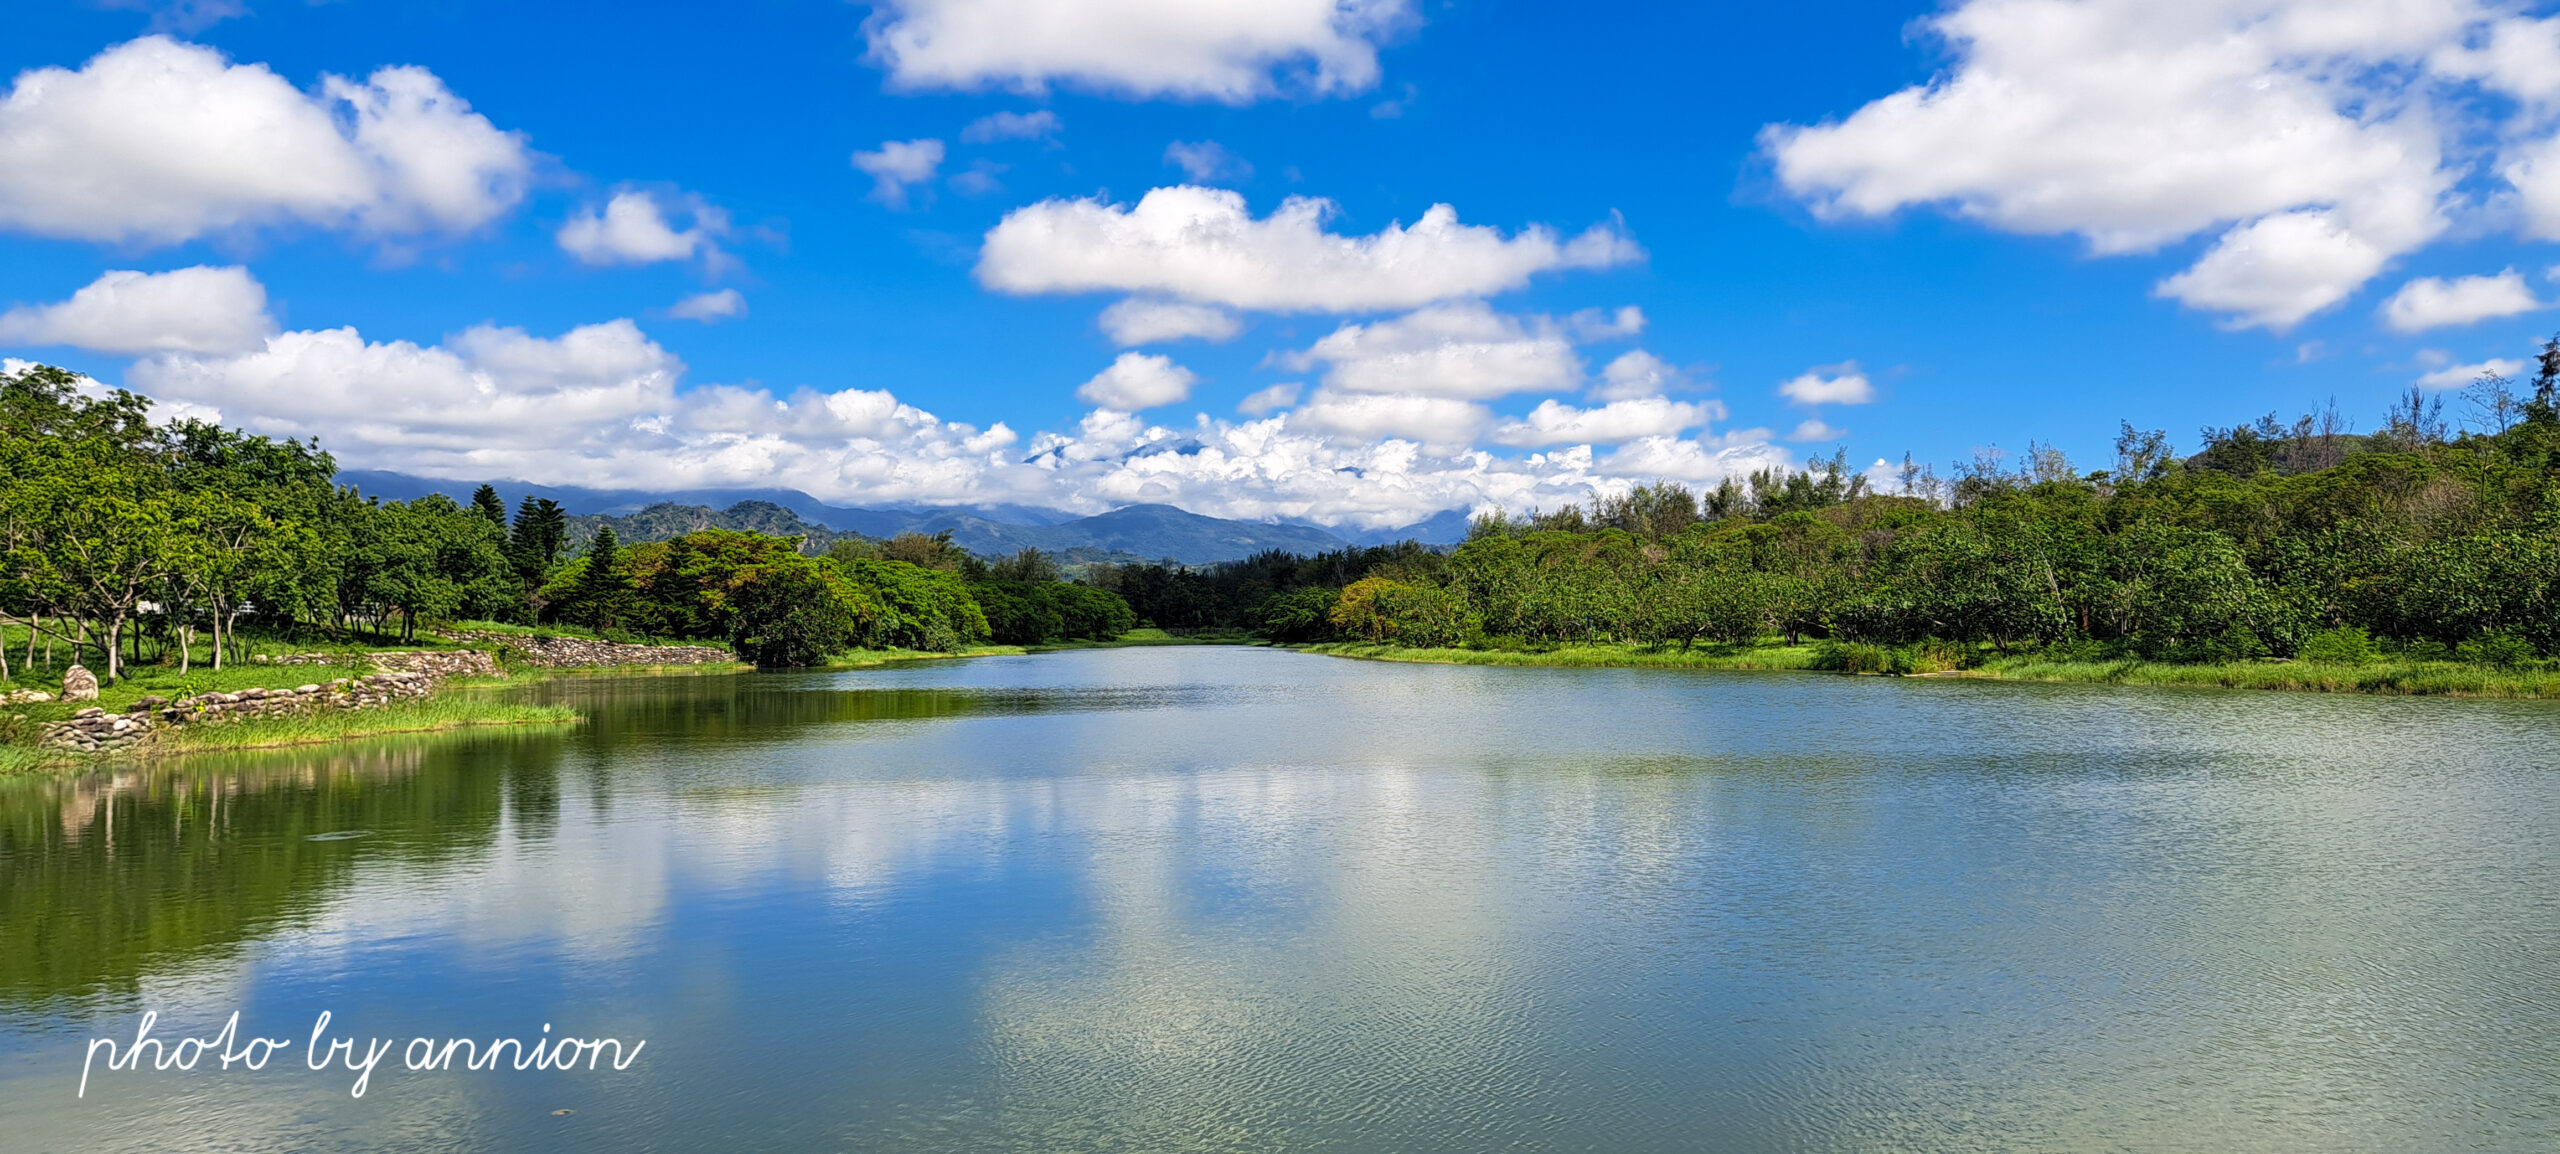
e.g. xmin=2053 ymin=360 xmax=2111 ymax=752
xmin=1 ymin=646 xmax=2555 ymax=1152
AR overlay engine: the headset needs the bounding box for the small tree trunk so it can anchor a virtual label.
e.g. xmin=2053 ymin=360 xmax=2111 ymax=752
xmin=177 ymin=623 xmax=192 ymax=674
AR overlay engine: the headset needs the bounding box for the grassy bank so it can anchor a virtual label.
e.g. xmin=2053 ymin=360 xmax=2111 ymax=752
xmin=0 ymin=695 xmax=578 ymax=773
xmin=1027 ymin=627 xmax=1249 ymax=651
xmin=1969 ymin=655 xmax=2560 ymax=697
xmin=1299 ymin=641 xmax=1824 ymax=671
xmin=817 ymin=628 xmax=1239 ymax=667
xmin=141 ymin=697 xmax=578 ymax=756
xmin=1300 ymin=641 xmax=2560 ymax=697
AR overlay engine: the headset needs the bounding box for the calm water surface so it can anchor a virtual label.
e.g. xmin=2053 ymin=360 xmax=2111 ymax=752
xmin=1 ymin=647 xmax=2555 ymax=1152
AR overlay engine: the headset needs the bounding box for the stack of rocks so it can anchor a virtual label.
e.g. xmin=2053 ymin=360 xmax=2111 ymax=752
xmin=38 ymin=671 xmax=441 ymax=752
xmin=441 ymin=631 xmax=732 ymax=667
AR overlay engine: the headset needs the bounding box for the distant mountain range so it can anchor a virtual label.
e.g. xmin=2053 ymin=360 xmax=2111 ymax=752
xmin=337 ymin=471 xmax=1471 ymax=565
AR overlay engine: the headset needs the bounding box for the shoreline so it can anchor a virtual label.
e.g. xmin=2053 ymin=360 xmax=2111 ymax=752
xmin=1295 ymin=642 xmax=2560 ymax=698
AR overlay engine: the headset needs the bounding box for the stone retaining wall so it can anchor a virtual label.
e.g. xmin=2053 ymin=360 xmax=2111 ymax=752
xmin=366 ymin=650 xmax=499 ymax=677
xmin=441 ymin=631 xmax=733 ymax=668
xmin=247 ymin=650 xmax=497 ymax=676
xmin=38 ymin=671 xmax=437 ymax=754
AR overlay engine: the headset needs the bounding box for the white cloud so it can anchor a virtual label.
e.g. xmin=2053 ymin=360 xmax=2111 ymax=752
xmin=853 ymin=138 xmax=946 ymax=209
xmin=2415 ymin=356 xmax=2526 ymax=389
xmin=1786 ymin=418 xmax=1847 ymax=442
xmin=1236 ymin=382 xmax=1301 ymax=415
xmin=863 ymin=0 xmax=1415 ymax=102
xmin=1777 ymin=363 xmax=1874 ymax=405
xmin=557 ymin=191 xmax=727 ymax=266
xmin=0 ymin=266 xmax=273 ymax=355
xmin=1099 ymin=298 xmax=1242 ymax=345
xmin=118 ymin=314 xmax=1800 ymax=530
xmin=0 ymin=37 xmax=530 ymax=246
xmin=1075 ymin=352 xmax=1198 ymax=410
xmin=2152 ymin=209 xmax=2393 ymax=329
xmin=960 ymin=109 xmax=1061 ymax=143
xmin=666 ymin=289 xmax=746 ymax=323
xmin=1598 ymin=434 xmax=1792 ymax=485
xmin=1589 ymin=348 xmax=1685 ymax=401
xmin=1565 ymin=305 xmax=1644 ymax=341
xmin=1762 ymin=0 xmax=2475 ymax=329
xmin=1164 ymin=140 xmax=1250 ymax=182
xmin=1281 ymin=303 xmax=1580 ymax=399
xmin=1490 ymin=396 xmax=1721 ymax=447
xmin=977 ymin=185 xmax=1640 ymax=312
xmin=1290 ymin=388 xmax=1488 ymax=447
xmin=2378 ymin=269 xmax=2543 ymax=333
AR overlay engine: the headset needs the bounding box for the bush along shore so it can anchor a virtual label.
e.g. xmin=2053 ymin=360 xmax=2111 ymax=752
xmin=1297 ymin=638 xmax=2560 ymax=697
xmin=1091 ymin=348 xmax=2560 ymax=699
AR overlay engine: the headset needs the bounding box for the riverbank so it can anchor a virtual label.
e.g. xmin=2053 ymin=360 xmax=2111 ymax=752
xmin=1 ymin=693 xmax=579 ymax=773
xmin=1299 ymin=641 xmax=1823 ymax=672
xmin=1300 ymin=641 xmax=2560 ymax=697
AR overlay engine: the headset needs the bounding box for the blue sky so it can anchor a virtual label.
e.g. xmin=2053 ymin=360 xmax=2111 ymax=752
xmin=5 ymin=0 xmax=2559 ymax=525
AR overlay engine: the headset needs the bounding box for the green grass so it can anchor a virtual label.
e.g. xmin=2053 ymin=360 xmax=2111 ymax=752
xmin=819 ymin=645 xmax=1031 ymax=668
xmin=1972 ymin=656 xmax=2560 ymax=697
xmin=0 ymin=620 xmax=483 ymax=700
xmin=140 ymin=696 xmax=579 ymax=754
xmin=2 ymin=663 xmax=403 ymax=724
xmin=1026 ymin=627 xmax=1244 ymax=651
xmin=1299 ymin=639 xmax=2560 ymax=697
xmin=0 ymin=694 xmax=578 ymax=772
xmin=0 ymin=744 xmax=68 ymax=775
xmin=1299 ymin=641 xmax=1825 ymax=671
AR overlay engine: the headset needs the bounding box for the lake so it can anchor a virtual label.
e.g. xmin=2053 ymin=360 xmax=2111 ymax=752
xmin=2 ymin=646 xmax=2556 ymax=1152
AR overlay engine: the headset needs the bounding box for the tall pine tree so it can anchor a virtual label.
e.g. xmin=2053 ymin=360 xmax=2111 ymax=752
xmin=470 ymin=484 xmax=508 ymax=528
xmin=569 ymin=527 xmax=629 ymax=630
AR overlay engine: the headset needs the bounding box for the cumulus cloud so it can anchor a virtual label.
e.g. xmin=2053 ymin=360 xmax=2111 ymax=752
xmin=1589 ymin=348 xmax=1686 ymax=401
xmin=863 ymin=0 xmax=1415 ymax=102
xmin=123 ymin=319 xmax=1025 ymax=501
xmin=1598 ymin=434 xmax=1791 ymax=485
xmin=2416 ymin=356 xmax=2527 ymax=389
xmin=960 ymin=109 xmax=1061 ymax=142
xmin=1236 ymin=382 xmax=1301 ymax=415
xmin=557 ymin=191 xmax=728 ymax=266
xmin=2379 ymin=269 xmax=2542 ymax=333
xmin=1290 ymin=388 xmax=1488 ymax=447
xmin=1280 ymin=303 xmax=1580 ymax=399
xmin=853 ymin=138 xmax=946 ymax=208
xmin=1777 ymin=363 xmax=1874 ymax=405
xmin=1075 ymin=352 xmax=1198 ymax=410
xmin=0 ymin=266 xmax=274 ymax=355
xmin=117 ymin=313 xmax=1799 ymax=529
xmin=977 ymin=185 xmax=1640 ymax=312
xmin=1762 ymin=0 xmax=2492 ymax=329
xmin=1099 ymin=298 xmax=1242 ymax=345
xmin=1786 ymin=418 xmax=1847 ymax=442
xmin=1490 ymin=396 xmax=1721 ymax=447
xmin=1164 ymin=140 xmax=1250 ymax=182
xmin=666 ymin=289 xmax=745 ymax=323
xmin=0 ymin=36 xmax=530 ymax=246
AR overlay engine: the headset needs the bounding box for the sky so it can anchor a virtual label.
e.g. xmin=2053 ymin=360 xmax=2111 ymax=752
xmin=6 ymin=0 xmax=2560 ymax=528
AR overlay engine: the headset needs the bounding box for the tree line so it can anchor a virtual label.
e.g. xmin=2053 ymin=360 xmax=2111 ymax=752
xmin=0 ymin=365 xmax=1135 ymax=682
xmin=1096 ymin=350 xmax=2560 ymax=666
